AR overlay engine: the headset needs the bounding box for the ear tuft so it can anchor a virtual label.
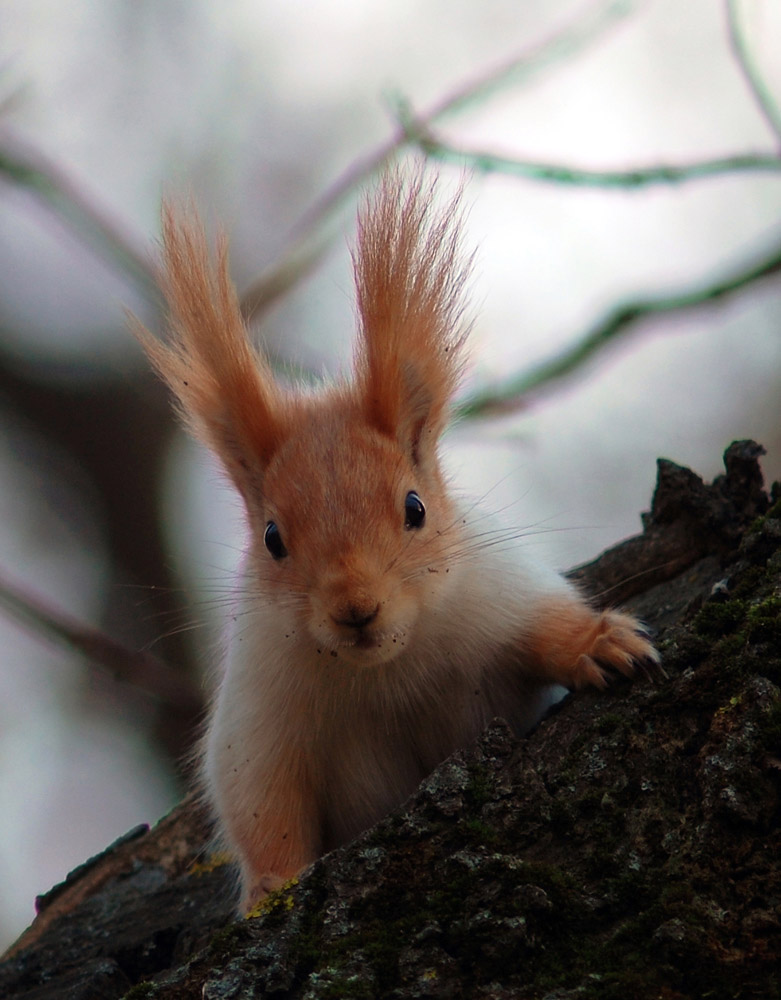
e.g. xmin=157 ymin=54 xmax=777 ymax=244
xmin=129 ymin=204 xmax=285 ymax=492
xmin=352 ymin=168 xmax=473 ymax=460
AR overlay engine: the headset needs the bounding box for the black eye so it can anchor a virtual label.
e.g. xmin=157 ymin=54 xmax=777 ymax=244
xmin=264 ymin=521 xmax=288 ymax=560
xmin=404 ymin=490 xmax=426 ymax=530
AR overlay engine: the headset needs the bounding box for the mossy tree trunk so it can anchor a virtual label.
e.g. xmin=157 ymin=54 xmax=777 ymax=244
xmin=1 ymin=441 xmax=779 ymax=1000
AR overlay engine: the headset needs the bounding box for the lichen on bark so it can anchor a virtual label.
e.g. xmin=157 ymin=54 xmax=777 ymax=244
xmin=1 ymin=441 xmax=779 ymax=1000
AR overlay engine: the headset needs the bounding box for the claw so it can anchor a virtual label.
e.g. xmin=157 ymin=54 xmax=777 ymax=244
xmin=586 ymin=611 xmax=662 ymax=688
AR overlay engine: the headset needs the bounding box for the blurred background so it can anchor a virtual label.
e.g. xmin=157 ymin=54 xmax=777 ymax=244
xmin=1 ymin=0 xmax=779 ymax=949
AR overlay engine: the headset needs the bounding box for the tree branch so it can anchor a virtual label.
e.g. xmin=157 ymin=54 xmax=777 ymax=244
xmin=0 ymin=569 xmax=202 ymax=715
xmin=0 ymin=133 xmax=159 ymax=302
xmin=725 ymin=0 xmax=781 ymax=149
xmin=456 ymin=236 xmax=781 ymax=418
xmin=240 ymin=0 xmax=644 ymax=319
xmin=400 ymin=122 xmax=781 ymax=187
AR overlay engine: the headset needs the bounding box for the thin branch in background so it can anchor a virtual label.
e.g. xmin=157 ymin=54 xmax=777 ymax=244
xmin=419 ymin=0 xmax=646 ymax=123
xmin=0 ymin=0 xmax=776 ymax=410
xmin=238 ymin=232 xmax=331 ymax=321
xmin=0 ymin=130 xmax=328 ymax=329
xmin=0 ymin=2 xmax=644 ymax=327
xmin=726 ymin=0 xmax=781 ymax=148
xmin=294 ymin=0 xmax=642 ymax=235
xmin=0 ymin=3 xmax=639 ymax=327
xmin=0 ymin=570 xmax=203 ymax=715
xmin=400 ymin=120 xmax=781 ymax=186
xmin=456 ymin=235 xmax=781 ymax=419
xmin=0 ymin=0 xmax=778 ymax=701
xmin=0 ymin=133 xmax=160 ymax=302
xmin=240 ymin=0 xmax=644 ymax=319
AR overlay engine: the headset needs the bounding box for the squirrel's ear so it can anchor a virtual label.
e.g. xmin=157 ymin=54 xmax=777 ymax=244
xmin=353 ymin=169 xmax=472 ymax=465
xmin=129 ymin=203 xmax=286 ymax=500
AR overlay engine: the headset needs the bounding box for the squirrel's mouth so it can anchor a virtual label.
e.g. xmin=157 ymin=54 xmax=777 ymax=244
xmin=351 ymin=629 xmax=385 ymax=650
xmin=325 ymin=624 xmax=409 ymax=665
xmin=309 ymin=599 xmax=415 ymax=664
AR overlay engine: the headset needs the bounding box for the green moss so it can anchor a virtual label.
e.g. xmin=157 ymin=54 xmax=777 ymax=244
xmin=729 ymin=564 xmax=766 ymax=599
xmin=658 ymin=880 xmax=696 ymax=908
xmin=746 ymin=594 xmax=781 ymax=644
xmin=567 ymin=726 xmax=598 ymax=759
xmin=757 ymin=697 xmax=781 ymax=753
xmin=579 ymin=969 xmax=651 ymax=1000
xmin=747 ymin=497 xmax=781 ymax=537
xmin=464 ymin=761 xmax=494 ymax=809
xmin=710 ymin=631 xmax=749 ymax=669
xmin=690 ymin=585 xmax=781 ymax=686
xmin=122 ymin=984 xmax=155 ymax=1000
xmin=301 ymin=968 xmax=376 ymax=999
xmin=548 ymin=794 xmax=575 ymax=834
xmin=362 ymin=814 xmax=404 ymax=850
xmin=460 ymin=816 xmax=499 ymax=846
xmin=600 ymin=867 xmax=653 ymax=912
xmin=204 ymin=920 xmax=250 ymax=966
xmin=657 ymin=631 xmax=711 ymax=673
xmin=183 ymin=521 xmax=780 ymax=1000
xmin=308 ymin=850 xmax=598 ymax=997
xmin=595 ymin=712 xmax=627 ymax=736
xmin=766 ymin=497 xmax=781 ymax=520
xmin=694 ymin=599 xmax=748 ymax=638
xmin=333 ymin=913 xmax=423 ymax=995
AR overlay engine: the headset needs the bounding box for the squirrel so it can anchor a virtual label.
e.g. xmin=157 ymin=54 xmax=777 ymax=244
xmin=132 ymin=169 xmax=660 ymax=912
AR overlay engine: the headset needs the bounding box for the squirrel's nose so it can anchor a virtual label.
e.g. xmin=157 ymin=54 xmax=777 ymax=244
xmin=331 ymin=603 xmax=380 ymax=629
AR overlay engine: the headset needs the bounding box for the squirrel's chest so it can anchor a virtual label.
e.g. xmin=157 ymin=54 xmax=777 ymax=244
xmin=319 ymin=678 xmax=495 ymax=847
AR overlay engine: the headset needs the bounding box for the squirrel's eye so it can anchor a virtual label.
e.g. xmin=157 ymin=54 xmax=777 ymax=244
xmin=404 ymin=490 xmax=426 ymax=530
xmin=264 ymin=521 xmax=288 ymax=560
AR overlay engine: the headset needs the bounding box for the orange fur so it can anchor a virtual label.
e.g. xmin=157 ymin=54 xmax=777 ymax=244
xmin=128 ymin=204 xmax=291 ymax=504
xmin=133 ymin=168 xmax=660 ymax=912
xmin=353 ymin=173 xmax=471 ymax=459
xmin=523 ymin=598 xmax=654 ymax=690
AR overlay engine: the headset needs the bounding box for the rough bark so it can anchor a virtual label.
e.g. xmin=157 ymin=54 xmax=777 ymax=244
xmin=1 ymin=440 xmax=779 ymax=1000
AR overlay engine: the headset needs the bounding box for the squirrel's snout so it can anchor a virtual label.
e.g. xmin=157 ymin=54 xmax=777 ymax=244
xmin=330 ymin=602 xmax=380 ymax=630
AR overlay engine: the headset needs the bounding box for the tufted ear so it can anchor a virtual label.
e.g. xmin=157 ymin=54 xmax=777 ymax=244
xmin=129 ymin=204 xmax=288 ymax=501
xmin=352 ymin=169 xmax=472 ymax=465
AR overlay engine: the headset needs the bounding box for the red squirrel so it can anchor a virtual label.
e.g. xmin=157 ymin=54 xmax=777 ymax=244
xmin=132 ymin=170 xmax=659 ymax=911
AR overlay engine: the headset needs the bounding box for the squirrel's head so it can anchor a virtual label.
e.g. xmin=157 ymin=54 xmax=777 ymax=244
xmin=132 ymin=169 xmax=473 ymax=665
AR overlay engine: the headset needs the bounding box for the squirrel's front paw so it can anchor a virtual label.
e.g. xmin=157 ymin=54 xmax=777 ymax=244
xmin=573 ymin=609 xmax=662 ymax=690
xmin=242 ymin=871 xmax=287 ymax=914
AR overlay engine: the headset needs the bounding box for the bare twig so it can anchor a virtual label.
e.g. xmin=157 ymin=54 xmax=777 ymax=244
xmin=239 ymin=232 xmax=331 ymax=321
xmin=415 ymin=0 xmax=645 ymax=123
xmin=456 ymin=235 xmax=781 ymax=419
xmin=0 ymin=133 xmax=159 ymax=301
xmin=0 ymin=3 xmax=645 ymax=327
xmin=240 ymin=0 xmax=644 ymax=319
xmin=725 ymin=0 xmax=781 ymax=148
xmin=0 ymin=570 xmax=202 ymax=714
xmin=401 ymin=124 xmax=781 ymax=187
